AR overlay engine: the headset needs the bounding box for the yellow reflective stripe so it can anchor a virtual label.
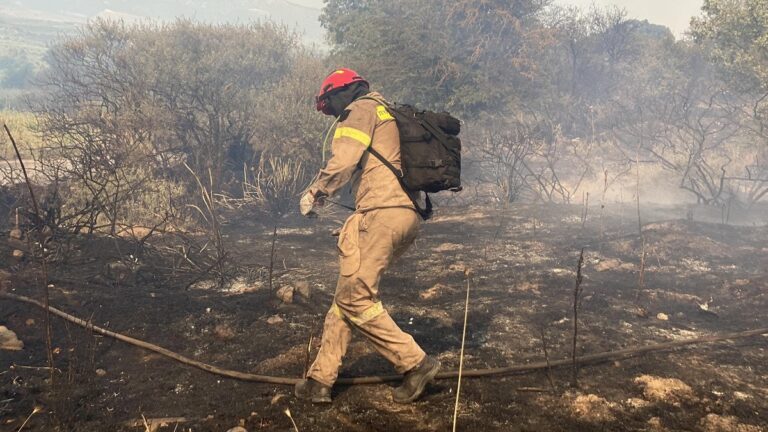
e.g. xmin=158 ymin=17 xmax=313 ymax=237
xmin=330 ymin=302 xmax=344 ymax=319
xmin=349 ymin=302 xmax=385 ymax=325
xmin=376 ymin=105 xmax=394 ymax=121
xmin=334 ymin=127 xmax=371 ymax=147
xmin=331 ymin=301 xmax=385 ymax=325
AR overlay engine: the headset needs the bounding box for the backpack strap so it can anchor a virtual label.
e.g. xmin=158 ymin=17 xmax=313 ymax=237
xmin=356 ymin=95 xmax=432 ymax=220
xmin=365 ymin=145 xmax=432 ymax=220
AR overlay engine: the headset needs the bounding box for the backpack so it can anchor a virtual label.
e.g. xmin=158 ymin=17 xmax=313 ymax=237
xmin=360 ymin=96 xmax=462 ymax=220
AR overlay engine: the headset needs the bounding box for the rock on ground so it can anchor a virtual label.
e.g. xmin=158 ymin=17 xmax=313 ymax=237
xmin=294 ymin=281 xmax=311 ymax=299
xmin=276 ymin=285 xmax=294 ymax=304
xmin=214 ymin=324 xmax=236 ymax=340
xmin=0 ymin=325 xmax=23 ymax=351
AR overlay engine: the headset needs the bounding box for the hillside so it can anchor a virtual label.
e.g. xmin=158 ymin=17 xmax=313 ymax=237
xmin=0 ymin=0 xmax=323 ymax=91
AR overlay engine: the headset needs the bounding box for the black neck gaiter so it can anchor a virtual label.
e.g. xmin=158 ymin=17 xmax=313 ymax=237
xmin=325 ymin=82 xmax=370 ymax=118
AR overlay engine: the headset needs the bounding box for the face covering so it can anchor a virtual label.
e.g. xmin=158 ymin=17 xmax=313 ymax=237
xmin=322 ymin=82 xmax=370 ymax=117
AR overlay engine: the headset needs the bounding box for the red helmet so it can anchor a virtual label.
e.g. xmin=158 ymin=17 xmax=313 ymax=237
xmin=316 ymin=68 xmax=368 ymax=114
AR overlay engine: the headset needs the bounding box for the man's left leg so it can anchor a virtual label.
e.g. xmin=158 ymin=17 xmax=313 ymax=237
xmin=334 ymin=208 xmax=440 ymax=402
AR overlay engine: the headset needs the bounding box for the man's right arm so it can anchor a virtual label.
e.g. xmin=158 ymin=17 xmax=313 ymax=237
xmin=308 ymin=105 xmax=377 ymax=199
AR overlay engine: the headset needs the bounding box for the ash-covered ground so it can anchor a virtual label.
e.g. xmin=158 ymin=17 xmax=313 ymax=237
xmin=1 ymin=203 xmax=767 ymax=431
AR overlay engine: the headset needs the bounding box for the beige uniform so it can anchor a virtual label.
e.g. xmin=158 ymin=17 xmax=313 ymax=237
xmin=307 ymin=92 xmax=426 ymax=386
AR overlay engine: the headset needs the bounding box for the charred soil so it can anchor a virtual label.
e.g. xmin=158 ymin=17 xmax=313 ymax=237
xmin=1 ymin=204 xmax=767 ymax=431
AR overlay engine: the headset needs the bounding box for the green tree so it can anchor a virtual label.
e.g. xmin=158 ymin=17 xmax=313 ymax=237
xmin=692 ymin=0 xmax=768 ymax=148
xmin=321 ymin=0 xmax=553 ymax=117
xmin=691 ymin=0 xmax=768 ymax=93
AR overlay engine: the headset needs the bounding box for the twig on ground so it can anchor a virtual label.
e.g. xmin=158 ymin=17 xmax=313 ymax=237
xmin=539 ymin=326 xmax=557 ymax=393
xmin=303 ymin=318 xmax=319 ymax=378
xmin=183 ymin=252 xmax=228 ymax=291
xmin=11 ymin=364 xmax=62 ymax=373
xmin=284 ymin=408 xmax=300 ymax=432
xmin=635 ymin=237 xmax=647 ymax=309
xmin=16 ymin=406 xmax=41 ymax=432
xmin=269 ymin=226 xmax=277 ymax=292
xmin=4 ymin=123 xmax=54 ymax=381
xmin=600 ymin=169 xmax=608 ymax=250
xmin=635 ymin=144 xmax=642 ymax=235
xmin=125 ymin=417 xmax=191 ymax=430
xmin=452 ymin=269 xmax=473 ymax=432
xmin=571 ymin=248 xmax=585 ymax=388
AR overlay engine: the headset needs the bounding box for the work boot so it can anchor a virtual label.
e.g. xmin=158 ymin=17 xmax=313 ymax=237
xmin=294 ymin=378 xmax=332 ymax=404
xmin=392 ymin=356 xmax=440 ymax=404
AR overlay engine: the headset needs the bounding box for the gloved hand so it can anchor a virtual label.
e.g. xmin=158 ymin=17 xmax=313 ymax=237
xmin=299 ymin=191 xmax=316 ymax=216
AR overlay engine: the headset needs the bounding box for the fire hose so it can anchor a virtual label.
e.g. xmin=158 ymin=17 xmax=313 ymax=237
xmin=2 ymin=291 xmax=767 ymax=386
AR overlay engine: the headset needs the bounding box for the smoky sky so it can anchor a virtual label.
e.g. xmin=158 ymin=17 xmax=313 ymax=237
xmin=555 ymin=0 xmax=704 ymax=36
xmin=293 ymin=0 xmax=703 ymax=38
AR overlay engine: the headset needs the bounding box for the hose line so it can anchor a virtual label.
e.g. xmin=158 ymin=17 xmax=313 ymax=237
xmin=2 ymin=291 xmax=767 ymax=386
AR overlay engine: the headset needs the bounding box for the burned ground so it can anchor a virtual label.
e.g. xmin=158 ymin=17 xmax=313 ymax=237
xmin=1 ymin=203 xmax=767 ymax=431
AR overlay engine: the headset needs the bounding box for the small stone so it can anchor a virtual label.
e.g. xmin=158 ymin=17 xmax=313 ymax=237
xmin=9 ymin=228 xmax=22 ymax=240
xmin=95 ymin=368 xmax=107 ymax=376
xmin=656 ymin=313 xmax=669 ymax=321
xmin=267 ymin=315 xmax=284 ymax=325
xmin=214 ymin=324 xmax=235 ymax=340
xmin=0 ymin=326 xmax=23 ymax=351
xmin=276 ymin=286 xmax=294 ymax=304
xmin=12 ymin=250 xmax=24 ymax=259
xmin=294 ymin=281 xmax=311 ymax=299
xmin=25 ymin=319 xmax=35 ymax=326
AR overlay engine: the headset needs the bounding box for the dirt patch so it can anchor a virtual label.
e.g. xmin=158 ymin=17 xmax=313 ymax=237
xmin=432 ymin=243 xmax=463 ymax=252
xmin=634 ymin=375 xmax=697 ymax=406
xmin=594 ymin=258 xmax=636 ymax=272
xmin=700 ymin=414 xmax=764 ymax=432
xmin=570 ymin=393 xmax=617 ymax=422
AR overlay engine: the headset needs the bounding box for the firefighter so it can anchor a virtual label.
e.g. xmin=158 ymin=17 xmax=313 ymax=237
xmin=295 ymin=68 xmax=440 ymax=404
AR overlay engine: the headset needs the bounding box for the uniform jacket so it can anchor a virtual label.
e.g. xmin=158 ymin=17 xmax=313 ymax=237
xmin=309 ymin=92 xmax=420 ymax=213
